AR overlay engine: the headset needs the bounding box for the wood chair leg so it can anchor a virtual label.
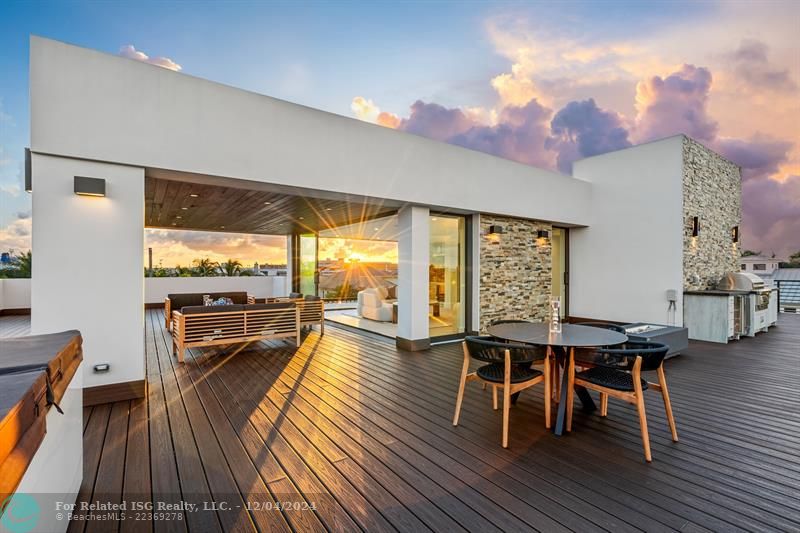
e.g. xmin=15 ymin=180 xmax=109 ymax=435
xmin=600 ymin=393 xmax=608 ymax=417
xmin=566 ymin=349 xmax=575 ymax=432
xmin=482 ymin=382 xmax=486 ymax=390
xmin=493 ymin=385 xmax=498 ymax=410
xmin=658 ymin=366 xmax=679 ymax=442
xmin=177 ymin=346 xmax=185 ymax=364
xmin=544 ymin=356 xmax=552 ymax=429
xmin=453 ymin=344 xmax=470 ymax=426
xmin=502 ymin=387 xmax=511 ymax=448
xmin=636 ymin=393 xmax=652 ymax=462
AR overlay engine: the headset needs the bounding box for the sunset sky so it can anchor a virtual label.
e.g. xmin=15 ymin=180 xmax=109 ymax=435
xmin=1 ymin=1 xmax=798 ymax=262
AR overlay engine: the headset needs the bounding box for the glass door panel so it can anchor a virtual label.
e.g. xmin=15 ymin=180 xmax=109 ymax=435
xmin=429 ymin=215 xmax=465 ymax=337
xmin=551 ymin=228 xmax=567 ymax=318
xmin=299 ymin=233 xmax=319 ymax=296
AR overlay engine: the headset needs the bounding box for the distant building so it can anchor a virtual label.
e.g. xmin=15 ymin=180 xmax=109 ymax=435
xmin=740 ymin=255 xmax=780 ymax=276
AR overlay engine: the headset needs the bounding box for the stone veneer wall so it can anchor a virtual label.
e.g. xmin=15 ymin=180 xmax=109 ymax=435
xmin=479 ymin=215 xmax=552 ymax=332
xmin=682 ymin=137 xmax=742 ymax=291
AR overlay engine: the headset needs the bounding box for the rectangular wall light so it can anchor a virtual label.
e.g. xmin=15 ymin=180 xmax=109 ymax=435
xmin=74 ymin=176 xmax=106 ymax=197
xmin=536 ymin=229 xmax=550 ymax=239
xmin=24 ymin=148 xmax=32 ymax=193
xmin=732 ymin=225 xmax=739 ymax=243
xmin=487 ymin=224 xmax=505 ymax=236
xmin=691 ymin=216 xmax=700 ymax=237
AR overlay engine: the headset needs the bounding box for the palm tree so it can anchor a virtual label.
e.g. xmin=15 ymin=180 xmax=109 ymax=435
xmin=8 ymin=251 xmax=32 ymax=278
xmin=192 ymin=257 xmax=219 ymax=277
xmin=219 ymin=259 xmax=243 ymax=276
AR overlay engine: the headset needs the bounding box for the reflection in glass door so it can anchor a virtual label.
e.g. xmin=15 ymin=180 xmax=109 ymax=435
xmin=551 ymin=228 xmax=567 ymax=318
xmin=299 ymin=233 xmax=319 ymax=297
xmin=429 ymin=215 xmax=466 ymax=337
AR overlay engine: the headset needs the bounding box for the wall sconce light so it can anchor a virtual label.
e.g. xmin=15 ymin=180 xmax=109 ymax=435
xmin=487 ymin=225 xmax=505 ymax=236
xmin=486 ymin=225 xmax=503 ymax=245
xmin=691 ymin=216 xmax=699 ymax=237
xmin=732 ymin=226 xmax=739 ymax=243
xmin=536 ymin=230 xmax=550 ymax=239
xmin=74 ymin=176 xmax=106 ymax=197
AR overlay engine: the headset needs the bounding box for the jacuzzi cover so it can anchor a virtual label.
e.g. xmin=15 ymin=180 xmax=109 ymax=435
xmin=0 ymin=330 xmax=83 ymax=503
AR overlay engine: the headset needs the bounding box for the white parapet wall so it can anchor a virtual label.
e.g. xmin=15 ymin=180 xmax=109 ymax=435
xmin=0 ymin=277 xmax=288 ymax=310
xmin=145 ymin=276 xmax=288 ymax=304
xmin=0 ymin=278 xmax=32 ymax=310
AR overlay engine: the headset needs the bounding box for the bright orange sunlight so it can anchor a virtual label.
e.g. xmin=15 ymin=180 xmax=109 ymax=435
xmin=318 ymin=238 xmax=398 ymax=263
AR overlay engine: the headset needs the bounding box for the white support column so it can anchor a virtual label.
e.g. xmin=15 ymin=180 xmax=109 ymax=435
xmin=470 ymin=213 xmax=481 ymax=333
xmin=397 ymin=205 xmax=430 ymax=351
xmin=31 ymin=154 xmax=145 ymax=390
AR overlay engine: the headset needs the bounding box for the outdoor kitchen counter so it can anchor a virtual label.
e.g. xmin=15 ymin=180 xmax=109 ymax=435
xmin=684 ymin=290 xmax=751 ymax=296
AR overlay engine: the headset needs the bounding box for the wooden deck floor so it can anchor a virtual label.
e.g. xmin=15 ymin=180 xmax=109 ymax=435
xmin=4 ymin=311 xmax=800 ymax=532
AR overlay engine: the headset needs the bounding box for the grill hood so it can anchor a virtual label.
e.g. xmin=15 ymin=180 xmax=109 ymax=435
xmin=716 ymin=272 xmax=766 ymax=292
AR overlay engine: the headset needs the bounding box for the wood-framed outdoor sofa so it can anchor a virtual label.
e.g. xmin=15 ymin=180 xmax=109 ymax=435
xmin=164 ymin=291 xmax=255 ymax=330
xmin=267 ymin=295 xmax=326 ymax=334
xmin=171 ymin=302 xmax=302 ymax=363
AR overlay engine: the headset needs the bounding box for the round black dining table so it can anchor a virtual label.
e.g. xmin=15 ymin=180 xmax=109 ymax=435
xmin=486 ymin=322 xmax=627 ymax=436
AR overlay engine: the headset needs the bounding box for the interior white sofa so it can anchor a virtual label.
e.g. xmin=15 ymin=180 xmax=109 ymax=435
xmin=357 ymin=287 xmax=394 ymax=322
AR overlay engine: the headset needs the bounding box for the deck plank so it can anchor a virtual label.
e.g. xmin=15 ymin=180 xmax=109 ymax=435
xmin=4 ymin=311 xmax=799 ymax=532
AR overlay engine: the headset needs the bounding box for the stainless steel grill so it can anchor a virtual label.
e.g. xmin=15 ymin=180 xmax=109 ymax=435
xmin=716 ymin=272 xmax=766 ymax=292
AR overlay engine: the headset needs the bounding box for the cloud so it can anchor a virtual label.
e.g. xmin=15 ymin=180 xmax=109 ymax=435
xmin=715 ymin=135 xmax=793 ymax=182
xmin=351 ymin=97 xmax=401 ymax=128
xmin=144 ymin=229 xmax=285 ymax=267
xmin=546 ymin=98 xmax=632 ymax=173
xmin=741 ymin=175 xmax=800 ymax=258
xmin=119 ymin=45 xmax=181 ymax=71
xmin=396 ymin=100 xmax=479 ymax=142
xmin=351 ymin=96 xmax=381 ymax=122
xmin=728 ymin=39 xmax=797 ymax=92
xmin=450 ymin=99 xmax=554 ymax=168
xmin=634 ymin=64 xmax=718 ymax=143
xmin=0 ymin=213 xmax=32 ymax=252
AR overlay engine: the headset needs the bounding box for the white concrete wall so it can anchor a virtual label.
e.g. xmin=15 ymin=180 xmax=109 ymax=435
xmin=32 ymin=154 xmax=144 ymax=388
xmin=397 ymin=206 xmax=430 ymax=344
xmin=14 ymin=365 xmax=82 ymax=533
xmin=30 ymin=36 xmax=591 ymax=227
xmin=145 ymin=275 xmax=288 ymax=303
xmin=570 ymin=136 xmax=685 ymax=325
xmin=0 ymin=278 xmax=32 ymax=309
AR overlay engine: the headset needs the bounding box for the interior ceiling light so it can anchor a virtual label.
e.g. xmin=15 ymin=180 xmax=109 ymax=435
xmin=181 ymin=206 xmax=189 ymax=210
xmin=189 ymin=193 xmax=199 ymax=198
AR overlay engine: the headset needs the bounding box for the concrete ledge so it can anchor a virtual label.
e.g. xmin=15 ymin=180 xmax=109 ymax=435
xmin=84 ymin=379 xmax=146 ymax=406
xmin=396 ymin=337 xmax=431 ymax=351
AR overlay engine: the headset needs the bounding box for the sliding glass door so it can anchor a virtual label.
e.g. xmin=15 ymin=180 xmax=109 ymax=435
xmin=429 ymin=214 xmax=466 ymax=338
xmin=299 ymin=233 xmax=319 ymax=296
xmin=551 ymin=227 xmax=568 ymax=318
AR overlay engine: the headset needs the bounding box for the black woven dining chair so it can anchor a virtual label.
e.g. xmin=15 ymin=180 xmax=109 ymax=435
xmin=566 ymin=341 xmax=677 ymax=462
xmin=453 ymin=336 xmax=550 ymax=447
xmin=573 ymin=321 xmax=627 ymax=334
xmin=485 ymin=319 xmax=537 ymax=391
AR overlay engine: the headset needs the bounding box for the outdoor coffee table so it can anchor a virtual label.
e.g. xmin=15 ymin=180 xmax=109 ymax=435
xmin=486 ymin=322 xmax=627 ymax=436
